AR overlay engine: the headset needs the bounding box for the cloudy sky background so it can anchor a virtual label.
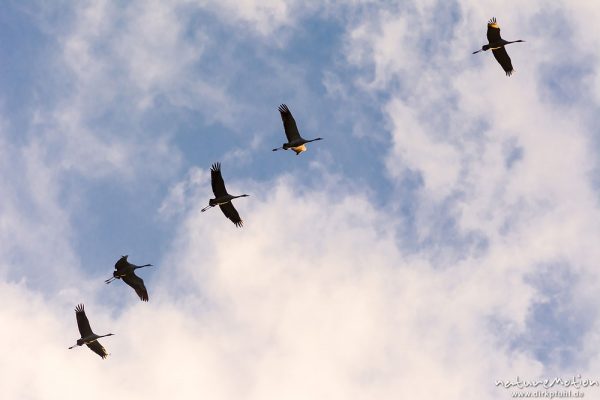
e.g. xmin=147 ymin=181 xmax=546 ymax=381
xmin=1 ymin=1 xmax=600 ymax=398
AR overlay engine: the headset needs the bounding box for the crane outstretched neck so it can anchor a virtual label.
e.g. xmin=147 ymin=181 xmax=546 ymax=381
xmin=473 ymin=39 xmax=524 ymax=54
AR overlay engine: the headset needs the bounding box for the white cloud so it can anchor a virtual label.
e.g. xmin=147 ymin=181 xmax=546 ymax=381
xmin=195 ymin=0 xmax=292 ymax=36
xmin=336 ymin=0 xmax=600 ymax=378
xmin=384 ymin=98 xmax=461 ymax=200
xmin=0 ymin=176 xmax=545 ymax=399
xmin=158 ymin=166 xmax=208 ymax=218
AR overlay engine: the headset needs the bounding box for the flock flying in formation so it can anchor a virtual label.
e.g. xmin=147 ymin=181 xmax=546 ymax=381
xmin=68 ymin=17 xmax=524 ymax=359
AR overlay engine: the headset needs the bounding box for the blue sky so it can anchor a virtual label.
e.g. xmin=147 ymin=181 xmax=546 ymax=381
xmin=2 ymin=1 xmax=600 ymax=399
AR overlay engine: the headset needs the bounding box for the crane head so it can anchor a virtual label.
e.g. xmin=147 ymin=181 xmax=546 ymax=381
xmin=473 ymin=45 xmax=490 ymax=54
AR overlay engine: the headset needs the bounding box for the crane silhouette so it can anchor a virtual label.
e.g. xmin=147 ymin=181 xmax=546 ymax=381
xmin=473 ymin=17 xmax=524 ymax=76
xmin=105 ymin=255 xmax=153 ymax=302
xmin=272 ymin=104 xmax=323 ymax=155
xmin=68 ymin=304 xmax=114 ymax=359
xmin=201 ymin=162 xmax=249 ymax=227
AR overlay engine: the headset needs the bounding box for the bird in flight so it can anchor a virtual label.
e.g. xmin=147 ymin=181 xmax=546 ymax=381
xmin=201 ymin=162 xmax=249 ymax=227
xmin=105 ymin=255 xmax=153 ymax=302
xmin=68 ymin=304 xmax=114 ymax=359
xmin=473 ymin=17 xmax=524 ymax=76
xmin=273 ymin=104 xmax=323 ymax=155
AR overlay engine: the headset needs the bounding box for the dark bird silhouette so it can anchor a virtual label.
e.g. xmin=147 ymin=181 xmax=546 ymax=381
xmin=272 ymin=104 xmax=323 ymax=155
xmin=68 ymin=304 xmax=114 ymax=359
xmin=473 ymin=17 xmax=524 ymax=76
xmin=105 ymin=255 xmax=153 ymax=302
xmin=201 ymin=162 xmax=249 ymax=227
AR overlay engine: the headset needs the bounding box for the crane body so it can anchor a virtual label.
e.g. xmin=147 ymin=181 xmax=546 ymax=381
xmin=473 ymin=17 xmax=524 ymax=76
xmin=201 ymin=162 xmax=249 ymax=227
xmin=273 ymin=104 xmax=323 ymax=155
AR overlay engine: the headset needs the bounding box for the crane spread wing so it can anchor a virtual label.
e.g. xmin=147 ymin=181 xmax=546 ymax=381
xmin=114 ymin=256 xmax=128 ymax=272
xmin=278 ymin=104 xmax=301 ymax=142
xmin=210 ymin=162 xmax=228 ymax=198
xmin=219 ymin=202 xmax=243 ymax=227
xmin=122 ymin=271 xmax=149 ymax=302
xmin=492 ymin=47 xmax=514 ymax=76
xmin=86 ymin=340 xmax=109 ymax=359
xmin=486 ymin=17 xmax=502 ymax=43
xmin=75 ymin=304 xmax=93 ymax=338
